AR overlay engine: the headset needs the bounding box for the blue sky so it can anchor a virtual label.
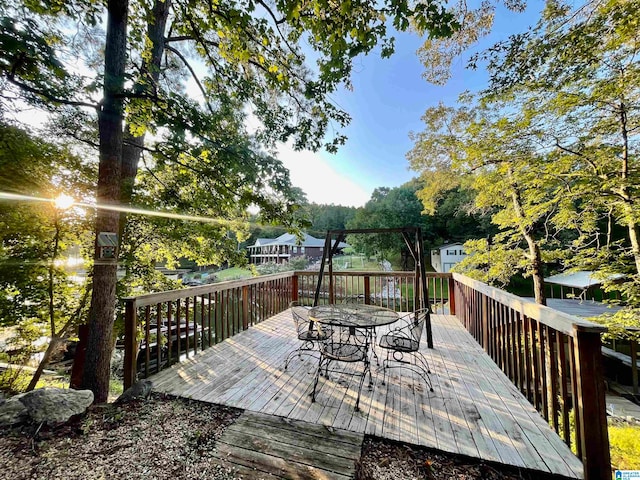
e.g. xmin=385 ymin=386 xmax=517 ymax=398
xmin=281 ymin=2 xmax=543 ymax=207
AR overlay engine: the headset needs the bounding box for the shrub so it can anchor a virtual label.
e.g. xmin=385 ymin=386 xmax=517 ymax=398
xmin=609 ymin=422 xmax=640 ymax=470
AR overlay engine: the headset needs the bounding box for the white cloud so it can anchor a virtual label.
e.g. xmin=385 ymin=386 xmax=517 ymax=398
xmin=276 ymin=142 xmax=370 ymax=207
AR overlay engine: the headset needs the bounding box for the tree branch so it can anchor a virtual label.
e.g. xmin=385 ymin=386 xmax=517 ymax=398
xmin=7 ymin=73 xmax=98 ymax=111
xmin=164 ymin=45 xmax=215 ymax=114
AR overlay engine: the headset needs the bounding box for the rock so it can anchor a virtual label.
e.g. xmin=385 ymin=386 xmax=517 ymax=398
xmin=18 ymin=388 xmax=94 ymax=424
xmin=115 ymin=379 xmax=153 ymax=404
xmin=0 ymin=394 xmax=29 ymax=428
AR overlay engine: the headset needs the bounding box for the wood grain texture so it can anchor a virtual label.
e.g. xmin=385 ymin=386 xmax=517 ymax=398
xmin=152 ymin=310 xmax=584 ymax=479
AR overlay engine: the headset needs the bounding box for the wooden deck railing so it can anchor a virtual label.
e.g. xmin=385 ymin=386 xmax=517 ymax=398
xmin=294 ymin=270 xmax=451 ymax=313
xmin=452 ymin=273 xmax=610 ymax=480
xmin=122 ymin=270 xmax=449 ymax=388
xmin=122 ymin=272 xmax=295 ymax=389
xmin=121 ymin=269 xmax=610 ymax=479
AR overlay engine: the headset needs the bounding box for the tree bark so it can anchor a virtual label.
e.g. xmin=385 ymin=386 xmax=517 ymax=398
xmin=627 ymin=220 xmax=640 ymax=276
xmin=26 ymin=337 xmax=61 ymax=391
xmin=508 ymin=170 xmax=546 ymax=305
xmin=80 ymin=0 xmax=129 ymax=403
xmin=526 ymin=235 xmax=547 ymax=305
xmin=119 ymin=0 xmax=171 ymax=280
xmin=120 ymin=0 xmax=171 ymax=206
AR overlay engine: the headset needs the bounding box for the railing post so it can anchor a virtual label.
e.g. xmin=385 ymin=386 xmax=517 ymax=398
xmin=364 ymin=275 xmax=371 ymax=305
xmin=631 ymin=337 xmax=638 ymax=395
xmin=448 ymin=276 xmax=456 ymax=315
xmin=572 ymin=327 xmax=610 ymax=480
xmin=482 ymin=293 xmax=489 ymax=352
xmin=124 ymin=298 xmax=138 ymax=390
xmin=242 ymin=285 xmax=249 ymax=330
xmin=291 ymin=273 xmax=299 ymax=303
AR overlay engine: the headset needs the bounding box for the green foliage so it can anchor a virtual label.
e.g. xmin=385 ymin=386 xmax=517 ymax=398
xmin=417 ymin=0 xmax=526 ymax=85
xmin=411 ymin=0 xmax=640 ymax=310
xmin=304 ymin=203 xmax=357 ymax=235
xmin=2 ymin=0 xmax=458 ymax=154
xmin=346 ymin=180 xmax=430 ymax=258
xmin=0 ymin=367 xmax=33 ymax=395
xmin=0 ymin=122 xmax=93 ymax=327
xmin=408 ymin=98 xmax=581 ymax=298
xmin=255 ymin=256 xmax=309 ymax=275
xmin=2 ymin=319 xmax=46 ymax=364
xmin=609 ymin=422 xmax=640 ymax=470
xmin=467 ymin=0 xmax=640 ymax=318
xmin=452 ymin=238 xmax=524 ymax=287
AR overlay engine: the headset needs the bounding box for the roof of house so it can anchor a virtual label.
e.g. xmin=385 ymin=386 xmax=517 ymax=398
xmin=249 ymin=233 xmax=348 ymax=249
xmin=544 ymin=270 xmax=624 ymax=289
xmin=432 ymin=242 xmax=465 ymax=251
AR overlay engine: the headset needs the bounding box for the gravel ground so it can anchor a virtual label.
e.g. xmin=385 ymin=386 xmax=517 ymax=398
xmin=1 ymin=393 xmax=569 ymax=480
xmin=356 ymin=437 xmax=569 ymax=480
xmin=0 ymin=393 xmax=242 ymax=480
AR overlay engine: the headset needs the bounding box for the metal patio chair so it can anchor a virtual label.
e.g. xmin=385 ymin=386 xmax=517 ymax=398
xmin=311 ymin=323 xmax=372 ymax=411
xmin=283 ymin=301 xmax=331 ymax=369
xmin=378 ymin=308 xmax=434 ymax=391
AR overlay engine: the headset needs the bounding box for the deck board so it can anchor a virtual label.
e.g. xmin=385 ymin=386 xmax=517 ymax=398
xmin=151 ymin=310 xmax=584 ymax=479
xmin=214 ymin=411 xmax=361 ymax=479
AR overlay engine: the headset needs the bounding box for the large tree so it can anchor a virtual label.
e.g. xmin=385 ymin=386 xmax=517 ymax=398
xmin=2 ymin=0 xmax=458 ymax=401
xmin=407 ymin=99 xmax=592 ymax=304
xmin=476 ymin=0 xmax=640 ymax=322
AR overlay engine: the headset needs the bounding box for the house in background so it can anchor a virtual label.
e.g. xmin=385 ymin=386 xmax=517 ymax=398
xmin=247 ymin=232 xmax=348 ymax=265
xmin=430 ymin=242 xmax=467 ymax=273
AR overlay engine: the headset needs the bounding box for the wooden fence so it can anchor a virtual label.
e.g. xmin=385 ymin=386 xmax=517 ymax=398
xmin=452 ymin=273 xmax=610 ymax=480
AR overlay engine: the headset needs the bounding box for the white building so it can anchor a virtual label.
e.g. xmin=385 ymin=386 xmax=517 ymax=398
xmin=430 ymin=243 xmax=467 ymax=273
xmin=247 ymin=232 xmax=348 ymax=265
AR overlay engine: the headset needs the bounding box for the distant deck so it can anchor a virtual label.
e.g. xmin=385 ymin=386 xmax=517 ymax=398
xmin=151 ymin=310 xmax=584 ymax=479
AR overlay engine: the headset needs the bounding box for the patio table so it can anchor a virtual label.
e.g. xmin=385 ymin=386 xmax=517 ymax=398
xmin=308 ymin=304 xmax=399 ymax=410
xmin=308 ymin=303 xmax=399 ymax=330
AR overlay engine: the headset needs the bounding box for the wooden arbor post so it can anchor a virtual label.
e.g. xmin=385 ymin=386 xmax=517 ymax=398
xmin=313 ymin=227 xmax=434 ymax=348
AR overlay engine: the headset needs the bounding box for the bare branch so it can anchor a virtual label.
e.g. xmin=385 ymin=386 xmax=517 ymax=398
xmin=164 ymin=45 xmax=215 ymax=114
xmin=7 ymin=74 xmax=98 ymax=110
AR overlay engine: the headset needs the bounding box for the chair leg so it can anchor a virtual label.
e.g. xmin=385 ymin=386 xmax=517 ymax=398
xmin=354 ymin=357 xmax=371 ymax=412
xmin=311 ymin=354 xmax=326 ymax=403
xmin=414 ymin=350 xmax=432 ymax=375
xmin=381 ymin=351 xmax=390 ymax=385
xmin=368 ymin=328 xmax=380 ymax=366
xmin=380 ymin=350 xmax=434 ymax=392
xmin=284 ymin=340 xmax=317 ymax=370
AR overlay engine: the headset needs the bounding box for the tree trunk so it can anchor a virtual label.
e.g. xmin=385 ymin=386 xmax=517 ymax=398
xmin=26 ymin=336 xmax=61 ymax=391
xmin=119 ymin=0 xmax=170 ymax=278
xmin=79 ymin=0 xmax=129 ymax=403
xmin=120 ymin=0 xmax=171 ymax=205
xmin=627 ymin=221 xmax=640 ymax=277
xmin=508 ymin=171 xmax=546 ymax=305
xmin=526 ymin=235 xmax=547 ymax=305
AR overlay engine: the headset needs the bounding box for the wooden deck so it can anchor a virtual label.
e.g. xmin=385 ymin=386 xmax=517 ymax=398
xmin=214 ymin=411 xmax=363 ymax=479
xmin=151 ymin=310 xmax=584 ymax=479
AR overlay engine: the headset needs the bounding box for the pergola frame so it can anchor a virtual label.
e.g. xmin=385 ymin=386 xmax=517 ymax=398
xmin=312 ymin=227 xmax=433 ymax=348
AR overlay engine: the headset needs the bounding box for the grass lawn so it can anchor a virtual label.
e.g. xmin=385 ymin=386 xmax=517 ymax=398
xmin=332 ymin=255 xmax=383 ymax=271
xmin=609 ymin=421 xmax=640 ymax=470
xmin=211 ymin=267 xmax=253 ymax=282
